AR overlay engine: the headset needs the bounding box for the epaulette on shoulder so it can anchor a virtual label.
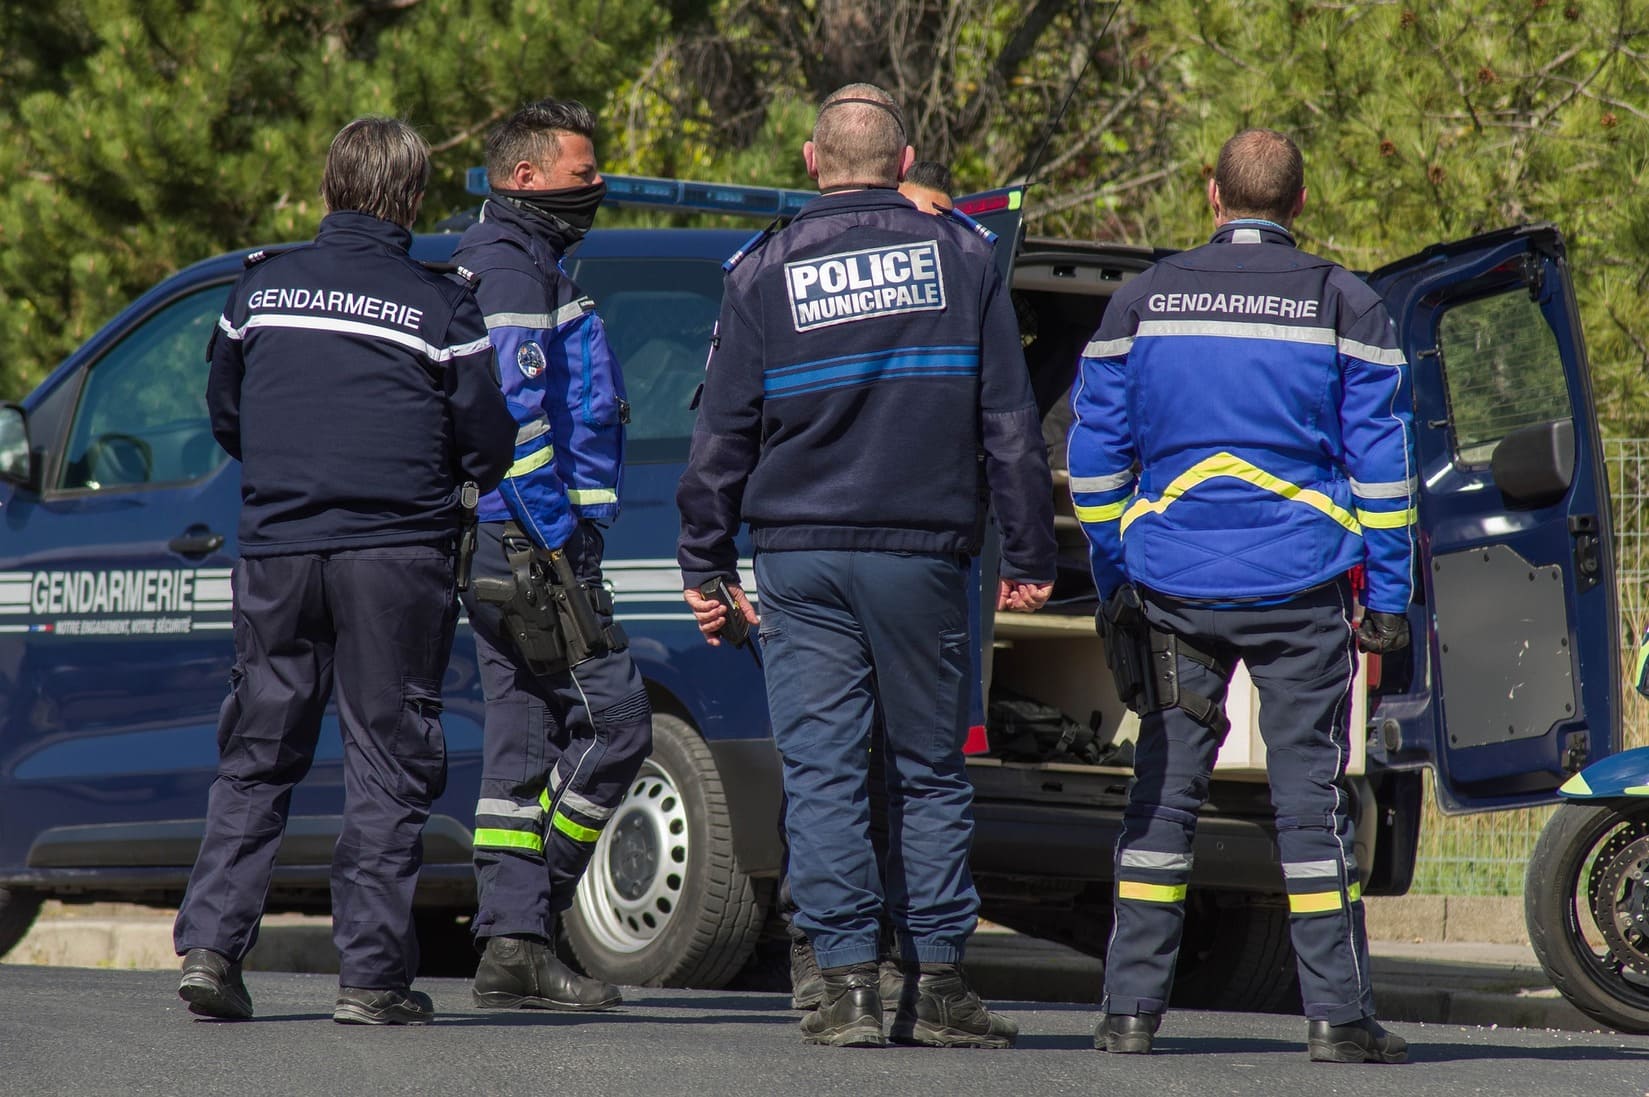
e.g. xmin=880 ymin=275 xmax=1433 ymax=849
xmin=722 ymin=217 xmax=784 ymax=273
xmin=243 ymin=245 xmax=296 ymax=268
xmin=421 ymin=260 xmax=478 ymax=283
xmin=943 ymin=206 xmax=997 ymax=247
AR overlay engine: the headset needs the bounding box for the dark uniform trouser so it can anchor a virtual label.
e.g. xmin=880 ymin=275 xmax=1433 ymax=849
xmin=174 ymin=546 xmax=456 ymax=989
xmin=757 ymin=549 xmax=977 ymax=971
xmin=461 ymin=520 xmax=653 ymax=941
xmin=1104 ymin=578 xmax=1375 ymax=1026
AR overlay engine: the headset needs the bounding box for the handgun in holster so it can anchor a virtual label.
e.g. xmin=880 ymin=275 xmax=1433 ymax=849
xmin=472 ymin=522 xmax=628 ymax=676
xmin=454 ymin=481 xmax=480 ymax=593
xmin=1097 ymin=585 xmax=1229 ymax=736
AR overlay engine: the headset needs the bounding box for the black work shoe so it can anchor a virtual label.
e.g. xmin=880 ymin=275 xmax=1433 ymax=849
xmin=177 ymin=948 xmax=253 ymax=1021
xmin=1094 ymin=1012 xmax=1160 ymax=1053
xmin=1307 ymin=1017 xmax=1409 ymax=1063
xmin=799 ymin=962 xmax=885 ymax=1047
xmin=472 ymin=934 xmax=622 ymax=1011
xmin=333 ymin=986 xmax=435 ymax=1025
xmin=889 ymin=963 xmax=1017 ymax=1049
xmin=790 ymin=937 xmax=824 ymax=1010
xmin=878 ymin=958 xmax=916 ymax=1015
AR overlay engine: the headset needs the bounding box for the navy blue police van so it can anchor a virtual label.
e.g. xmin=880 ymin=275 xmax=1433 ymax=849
xmin=0 ymin=173 xmax=1619 ymax=1009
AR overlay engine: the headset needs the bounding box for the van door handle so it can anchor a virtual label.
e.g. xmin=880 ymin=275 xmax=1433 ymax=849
xmin=169 ymin=526 xmax=225 ymax=557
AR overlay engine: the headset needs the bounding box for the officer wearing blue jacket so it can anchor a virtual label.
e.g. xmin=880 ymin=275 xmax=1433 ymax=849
xmin=175 ymin=117 xmax=515 ymax=1025
xmin=678 ymin=83 xmax=1057 ymax=1049
xmin=451 ymin=99 xmax=652 ymax=1012
xmin=1070 ymin=128 xmax=1414 ymax=1063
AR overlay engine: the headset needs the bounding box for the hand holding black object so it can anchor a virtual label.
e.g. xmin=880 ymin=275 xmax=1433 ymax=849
xmin=1357 ymin=610 xmax=1411 ymax=654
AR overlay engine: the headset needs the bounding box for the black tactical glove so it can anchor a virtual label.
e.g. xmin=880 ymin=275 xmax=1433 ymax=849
xmin=1357 ymin=610 xmax=1411 ymax=654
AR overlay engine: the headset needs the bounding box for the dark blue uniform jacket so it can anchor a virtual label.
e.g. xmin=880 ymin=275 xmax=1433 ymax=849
xmin=206 ymin=211 xmax=515 ymax=556
xmin=677 ymin=188 xmax=1056 ymax=589
xmin=454 ymin=199 xmax=630 ymax=550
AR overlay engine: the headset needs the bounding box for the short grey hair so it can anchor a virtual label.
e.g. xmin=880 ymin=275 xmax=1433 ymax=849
xmin=485 ymin=99 xmax=598 ymax=187
xmin=320 ymin=116 xmax=430 ymax=228
xmin=812 ymin=83 xmax=906 ymax=188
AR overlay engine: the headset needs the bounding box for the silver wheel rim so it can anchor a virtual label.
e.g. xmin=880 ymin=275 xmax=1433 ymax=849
xmin=572 ymin=759 xmax=690 ymax=954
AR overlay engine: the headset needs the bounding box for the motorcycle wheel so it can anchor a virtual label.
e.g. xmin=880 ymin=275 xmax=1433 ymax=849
xmin=1526 ymin=799 xmax=1649 ymax=1033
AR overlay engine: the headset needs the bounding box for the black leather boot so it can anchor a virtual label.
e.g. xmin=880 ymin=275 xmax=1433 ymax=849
xmin=798 ymin=962 xmax=885 ymax=1047
xmin=1094 ymin=1012 xmax=1160 ymax=1053
xmin=177 ymin=947 xmax=253 ymax=1020
xmin=790 ymin=935 xmax=824 ymax=1010
xmin=889 ymin=963 xmax=1017 ymax=1049
xmin=334 ymin=987 xmax=434 ymax=1025
xmin=472 ymin=934 xmax=622 ymax=1011
xmin=1307 ymin=1016 xmax=1408 ymax=1063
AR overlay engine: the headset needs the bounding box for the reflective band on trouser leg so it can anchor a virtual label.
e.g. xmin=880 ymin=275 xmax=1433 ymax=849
xmin=1288 ymin=881 xmax=1362 ymax=914
xmin=1117 ymin=880 xmax=1189 ymax=903
xmin=551 ymin=812 xmax=602 ymax=844
xmin=473 ymin=827 xmax=545 ymax=853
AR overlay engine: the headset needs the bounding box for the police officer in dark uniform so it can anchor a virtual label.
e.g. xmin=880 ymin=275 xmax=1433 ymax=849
xmin=678 ymin=83 xmax=1056 ymax=1049
xmin=1069 ymin=128 xmax=1414 ymax=1062
xmin=174 ymin=116 xmax=515 ymax=1025
xmin=451 ymin=99 xmax=652 ymax=1012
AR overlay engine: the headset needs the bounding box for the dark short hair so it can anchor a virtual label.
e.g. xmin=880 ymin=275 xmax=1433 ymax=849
xmin=320 ymin=116 xmax=429 ymax=228
xmin=485 ymin=99 xmax=597 ymax=187
xmin=904 ymin=160 xmax=952 ymax=194
xmin=812 ymin=83 xmax=906 ymax=187
xmin=1213 ymin=128 xmax=1304 ymax=223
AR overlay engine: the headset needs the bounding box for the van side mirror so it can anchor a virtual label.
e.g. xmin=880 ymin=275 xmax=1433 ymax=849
xmin=0 ymin=403 xmax=35 ymax=488
xmin=1490 ymin=417 xmax=1574 ymax=509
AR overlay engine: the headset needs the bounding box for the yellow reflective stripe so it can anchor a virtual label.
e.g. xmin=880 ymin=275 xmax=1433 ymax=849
xmin=1636 ymin=637 xmax=1649 ymax=690
xmin=1008 ymin=189 xmax=1023 ymax=211
xmin=566 ymin=488 xmax=618 ymax=506
xmin=1356 ymin=507 xmax=1417 ymax=529
xmin=1560 ymin=773 xmax=1592 ymax=796
xmin=539 ymin=788 xmax=552 ymax=811
xmin=1117 ymin=881 xmax=1188 ymax=903
xmin=1074 ymin=500 xmax=1128 ymax=523
xmin=1289 ymin=881 xmax=1362 ymax=914
xmin=1289 ymin=890 xmax=1343 ymax=914
xmin=474 ymin=827 xmax=544 ymax=853
xmin=551 ymin=812 xmax=602 ymax=843
xmin=508 ymin=445 xmax=555 ymax=479
xmin=1120 ymin=452 xmax=1361 ymax=536
xmin=1627 ymin=786 xmax=1649 ymax=796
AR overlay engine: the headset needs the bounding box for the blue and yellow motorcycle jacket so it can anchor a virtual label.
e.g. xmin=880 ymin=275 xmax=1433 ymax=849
xmin=454 ymin=198 xmax=628 ymax=549
xmin=1068 ymin=220 xmax=1416 ymax=614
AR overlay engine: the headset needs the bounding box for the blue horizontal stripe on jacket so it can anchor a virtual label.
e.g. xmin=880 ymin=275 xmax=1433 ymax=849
xmin=764 ymin=347 xmax=981 ymax=398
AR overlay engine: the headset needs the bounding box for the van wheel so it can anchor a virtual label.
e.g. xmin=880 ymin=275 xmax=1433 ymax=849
xmin=0 ymin=887 xmax=44 ymax=959
xmin=564 ymin=713 xmax=764 ymax=987
xmin=1172 ymin=893 xmax=1301 ymax=1013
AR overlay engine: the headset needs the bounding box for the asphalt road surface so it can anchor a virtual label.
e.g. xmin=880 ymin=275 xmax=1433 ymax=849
xmin=3 ymin=966 xmax=1647 ymax=1097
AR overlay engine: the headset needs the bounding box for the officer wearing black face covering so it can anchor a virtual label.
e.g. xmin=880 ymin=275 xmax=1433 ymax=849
xmin=451 ymin=98 xmax=652 ymax=1012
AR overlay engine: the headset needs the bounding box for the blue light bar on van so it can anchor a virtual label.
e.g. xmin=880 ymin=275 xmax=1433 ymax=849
xmin=465 ymin=169 xmax=814 ymax=218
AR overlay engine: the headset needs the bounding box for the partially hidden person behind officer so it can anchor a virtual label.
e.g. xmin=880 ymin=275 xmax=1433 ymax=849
xmin=174 ymin=116 xmax=516 ymax=1025
xmin=786 ymin=155 xmax=957 ymax=1012
xmin=1069 ymin=127 xmax=1415 ymax=1063
xmin=898 ymin=160 xmax=954 ymax=214
xmin=449 ymin=98 xmax=653 ymax=1012
xmin=677 ymin=83 xmax=1057 ymax=1049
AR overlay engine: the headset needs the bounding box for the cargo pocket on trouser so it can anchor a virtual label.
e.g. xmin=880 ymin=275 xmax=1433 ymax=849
xmin=215 ymin=664 xmax=246 ymax=756
xmin=933 ymin=627 xmax=971 ymax=755
xmin=395 ymin=677 xmax=449 ymax=802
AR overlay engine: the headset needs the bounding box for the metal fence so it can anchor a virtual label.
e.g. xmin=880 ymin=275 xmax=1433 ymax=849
xmin=1409 ymin=437 xmax=1649 ymax=895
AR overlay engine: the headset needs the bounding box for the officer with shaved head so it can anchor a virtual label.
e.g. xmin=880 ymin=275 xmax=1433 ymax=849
xmin=677 ymin=83 xmax=1056 ymax=1048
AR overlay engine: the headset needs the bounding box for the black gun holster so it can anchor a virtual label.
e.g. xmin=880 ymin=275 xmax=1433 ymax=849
xmin=1098 ymin=586 xmax=1230 ymax=737
xmin=472 ymin=523 xmax=628 ymax=676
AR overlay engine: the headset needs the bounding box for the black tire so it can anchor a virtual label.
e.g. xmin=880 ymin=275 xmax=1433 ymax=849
xmin=1171 ymin=892 xmax=1301 ymax=1013
xmin=563 ymin=713 xmax=764 ymax=987
xmin=1526 ymin=800 xmax=1649 ymax=1034
xmin=0 ymin=886 xmax=44 ymax=959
